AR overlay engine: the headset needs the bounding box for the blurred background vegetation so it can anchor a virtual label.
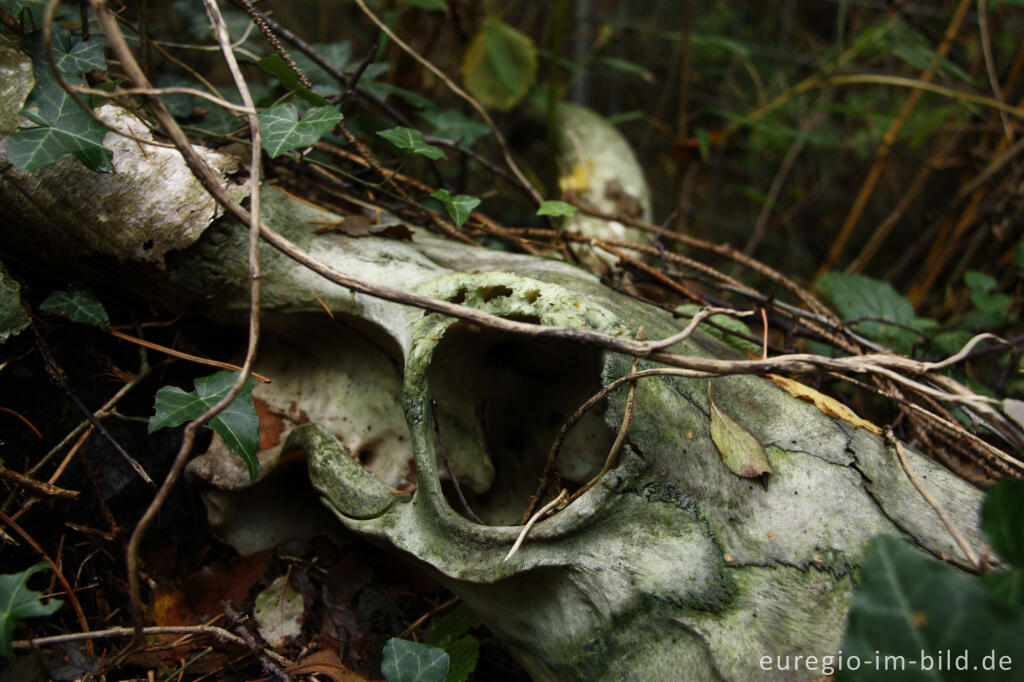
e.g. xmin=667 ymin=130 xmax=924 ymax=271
xmin=7 ymin=0 xmax=1022 ymax=454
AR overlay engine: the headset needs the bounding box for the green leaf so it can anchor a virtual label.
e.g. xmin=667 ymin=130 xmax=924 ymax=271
xmin=965 ymin=269 xmax=997 ymax=294
xmin=536 ymin=200 xmax=577 ymax=218
xmin=381 ymin=638 xmax=449 ymax=682
xmin=258 ymin=55 xmax=330 ymax=106
xmin=982 ymin=480 xmax=1024 ymax=568
xmin=931 ymin=329 xmax=973 ymax=356
xmin=430 ymin=189 xmax=480 ymax=228
xmin=708 ymin=384 xmax=771 ymax=478
xmin=1014 ymin=241 xmax=1024 ymax=270
xmin=424 ymin=604 xmax=478 ymax=648
xmin=0 ymin=261 xmax=30 ymax=344
xmin=695 ymin=127 xmax=711 ymax=161
xmin=606 ymin=110 xmax=644 ymax=125
xmin=377 ymin=126 xmax=446 ymax=160
xmin=815 ymin=272 xmax=917 ymax=351
xmin=461 ymin=19 xmax=537 ymax=111
xmin=370 ymin=82 xmax=437 ymax=109
xmin=290 ymin=41 xmax=354 ymax=88
xmin=677 ymin=304 xmax=759 ymax=355
xmin=0 ymin=0 xmax=48 ymax=12
xmin=419 ymin=604 xmax=479 ymax=681
xmin=155 ymin=75 xmax=195 ymax=119
xmin=596 ymin=56 xmax=654 ymax=82
xmin=20 ymin=25 xmax=107 ymax=77
xmin=40 ymin=283 xmax=111 ymax=331
xmin=259 ymin=103 xmax=343 ymax=158
xmin=690 ymin=34 xmax=751 ymax=59
xmin=8 ymin=27 xmax=113 ymax=172
xmin=441 ymin=636 xmax=478 ymax=682
xmin=10 ymin=28 xmax=113 ymax=172
xmin=0 ymin=563 xmax=63 ymax=656
xmin=982 ymin=570 xmax=1024 ymax=608
xmin=149 ymin=371 xmax=260 ymax=479
xmin=891 ymin=44 xmax=973 ymax=84
xmin=841 ymin=535 xmax=1024 ymax=681
xmin=419 ymin=108 xmax=490 ymax=147
xmin=402 ymin=0 xmax=447 ymax=9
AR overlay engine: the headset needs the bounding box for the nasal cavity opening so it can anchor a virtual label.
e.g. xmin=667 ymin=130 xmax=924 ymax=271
xmin=427 ymin=323 xmax=615 ymax=525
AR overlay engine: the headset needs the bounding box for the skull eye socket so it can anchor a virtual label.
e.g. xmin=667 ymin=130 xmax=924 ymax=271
xmin=427 ymin=323 xmax=615 ymax=525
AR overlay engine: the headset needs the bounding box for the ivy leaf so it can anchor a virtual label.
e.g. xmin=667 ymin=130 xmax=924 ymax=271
xmin=841 ymin=535 xmax=1024 ymax=680
xmin=8 ymin=27 xmax=112 ymax=172
xmin=424 ymin=604 xmax=478 ymax=648
xmin=259 ymin=103 xmax=342 ymax=158
xmin=708 ymin=384 xmax=771 ymax=478
xmin=419 ymin=108 xmax=490 ymax=147
xmin=440 ymin=636 xmax=478 ymax=682
xmin=149 ymin=371 xmax=261 ymax=479
xmin=258 ymin=55 xmax=330 ymax=106
xmin=377 ymin=126 xmax=447 ymax=160
xmin=290 ymin=41 xmax=354 ymax=88
xmin=430 ymin=189 xmax=480 ymax=228
xmin=40 ymin=283 xmax=111 ymax=331
xmin=0 ymin=261 xmax=31 ymax=344
xmin=982 ymin=479 xmax=1024 ymax=568
xmin=0 ymin=563 xmax=63 ymax=656
xmin=381 ymin=638 xmax=449 ymax=682
xmin=815 ymin=272 xmax=917 ymax=352
xmin=536 ymin=200 xmax=577 ymax=218
xmin=421 ymin=604 xmax=479 ymax=682
xmin=20 ymin=24 xmax=107 ymax=77
xmin=9 ymin=27 xmax=113 ymax=172
xmin=461 ymin=19 xmax=537 ymax=111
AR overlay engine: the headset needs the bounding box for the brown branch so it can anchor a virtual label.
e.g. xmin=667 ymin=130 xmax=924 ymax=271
xmin=11 ymin=625 xmax=293 ymax=670
xmin=817 ymin=0 xmax=974 ymax=276
xmin=0 ymin=465 xmax=79 ymax=499
xmin=886 ymin=427 xmax=981 ymax=569
xmin=110 ymin=330 xmax=271 ymax=383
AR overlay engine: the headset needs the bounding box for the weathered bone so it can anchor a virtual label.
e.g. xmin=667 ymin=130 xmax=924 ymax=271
xmin=0 ymin=39 xmax=987 ymax=681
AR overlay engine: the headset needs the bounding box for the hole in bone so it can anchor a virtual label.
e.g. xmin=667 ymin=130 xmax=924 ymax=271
xmin=428 ymin=323 xmax=615 ymax=525
xmin=479 ymin=284 xmax=514 ymax=302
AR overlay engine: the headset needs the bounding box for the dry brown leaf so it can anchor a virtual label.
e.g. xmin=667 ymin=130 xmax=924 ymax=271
xmin=287 ymin=650 xmax=376 ymax=681
xmin=768 ymin=374 xmax=882 ymax=435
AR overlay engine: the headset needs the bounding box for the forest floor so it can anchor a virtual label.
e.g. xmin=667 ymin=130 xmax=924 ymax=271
xmin=1 ymin=311 xmax=526 ymax=681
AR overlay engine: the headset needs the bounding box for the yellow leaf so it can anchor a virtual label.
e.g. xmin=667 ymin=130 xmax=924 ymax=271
xmin=767 ymin=374 xmax=882 ymax=435
xmin=558 ymin=162 xmax=593 ymax=194
xmin=708 ymin=384 xmax=772 ymax=478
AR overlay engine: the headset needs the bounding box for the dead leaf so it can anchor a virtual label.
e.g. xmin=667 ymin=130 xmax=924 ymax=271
xmin=767 ymin=374 xmax=882 ymax=435
xmin=1003 ymin=398 xmax=1024 ymax=431
xmin=287 ymin=650 xmax=375 ymax=682
xmin=254 ymin=573 xmax=305 ymax=647
xmin=708 ymin=384 xmax=772 ymax=478
xmin=183 ymin=549 xmax=271 ymax=618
